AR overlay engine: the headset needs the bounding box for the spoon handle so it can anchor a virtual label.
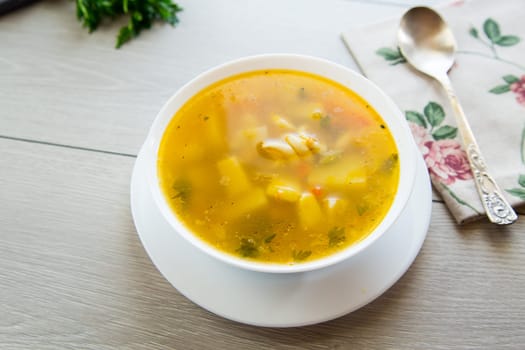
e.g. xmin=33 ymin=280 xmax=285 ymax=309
xmin=439 ymin=75 xmax=518 ymax=225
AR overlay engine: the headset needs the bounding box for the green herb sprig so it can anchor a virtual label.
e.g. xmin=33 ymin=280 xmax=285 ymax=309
xmin=292 ymin=250 xmax=312 ymax=262
xmin=75 ymin=0 xmax=182 ymax=48
xmin=237 ymin=239 xmax=259 ymax=258
xmin=172 ymin=178 xmax=192 ymax=205
xmin=328 ymin=226 xmax=346 ymax=247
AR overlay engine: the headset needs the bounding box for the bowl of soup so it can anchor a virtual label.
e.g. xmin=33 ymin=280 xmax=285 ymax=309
xmin=143 ymin=54 xmax=417 ymax=273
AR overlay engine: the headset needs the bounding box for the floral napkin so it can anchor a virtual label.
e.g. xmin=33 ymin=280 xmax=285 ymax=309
xmin=342 ymin=0 xmax=525 ymax=224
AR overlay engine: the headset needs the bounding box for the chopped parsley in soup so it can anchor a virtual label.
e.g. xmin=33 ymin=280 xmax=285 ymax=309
xmin=158 ymin=70 xmax=399 ymax=264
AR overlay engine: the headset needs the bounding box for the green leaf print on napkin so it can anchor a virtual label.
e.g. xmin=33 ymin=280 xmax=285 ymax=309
xmin=405 ymin=111 xmax=426 ymax=128
xmin=466 ymin=18 xmax=525 ymax=106
xmin=469 ymin=18 xmax=521 ymax=57
xmin=424 ymin=102 xmax=446 ymax=129
xmin=432 ymin=125 xmax=458 ymax=140
xmin=489 ymin=75 xmax=525 ymax=106
xmin=489 ymin=75 xmax=519 ymax=94
xmin=506 ymin=174 xmax=525 ymax=200
xmin=408 ymin=102 xmax=458 ymax=141
xmin=375 ymin=47 xmax=406 ymax=65
xmin=481 ymin=18 xmax=520 ymax=47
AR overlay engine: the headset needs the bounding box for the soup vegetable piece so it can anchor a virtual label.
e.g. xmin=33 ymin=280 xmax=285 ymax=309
xmin=158 ymin=70 xmax=399 ymax=264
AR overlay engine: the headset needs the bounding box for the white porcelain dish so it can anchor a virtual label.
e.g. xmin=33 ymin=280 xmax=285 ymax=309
xmin=130 ymin=144 xmax=431 ymax=327
xmin=141 ymin=54 xmax=419 ymax=273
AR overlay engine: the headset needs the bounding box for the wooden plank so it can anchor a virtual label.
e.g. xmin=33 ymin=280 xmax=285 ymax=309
xmin=1 ymin=138 xmax=523 ymax=349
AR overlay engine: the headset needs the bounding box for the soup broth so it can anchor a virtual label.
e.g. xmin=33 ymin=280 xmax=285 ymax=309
xmin=158 ymin=70 xmax=399 ymax=264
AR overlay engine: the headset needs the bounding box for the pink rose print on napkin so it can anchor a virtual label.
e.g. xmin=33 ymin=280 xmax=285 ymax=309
xmin=409 ymin=121 xmax=472 ymax=185
xmin=404 ymin=101 xmax=476 ymax=210
xmin=491 ymin=75 xmax=525 ymax=106
xmin=409 ymin=123 xmax=431 ymax=156
xmin=424 ymin=139 xmax=473 ymax=185
xmin=510 ymin=76 xmax=525 ymax=106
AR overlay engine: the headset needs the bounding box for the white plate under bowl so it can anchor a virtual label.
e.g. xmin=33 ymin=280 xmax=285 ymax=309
xmin=130 ymin=144 xmax=432 ymax=327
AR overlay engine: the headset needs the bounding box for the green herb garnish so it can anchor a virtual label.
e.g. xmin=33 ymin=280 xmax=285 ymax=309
xmin=237 ymin=239 xmax=259 ymax=258
xmin=328 ymin=226 xmax=346 ymax=247
xmin=172 ymin=178 xmax=191 ymax=203
xmin=292 ymin=250 xmax=312 ymax=262
xmin=264 ymin=233 xmax=276 ymax=244
xmin=75 ymin=0 xmax=183 ymax=48
xmin=356 ymin=203 xmax=369 ymax=216
xmin=380 ymin=153 xmax=399 ymax=172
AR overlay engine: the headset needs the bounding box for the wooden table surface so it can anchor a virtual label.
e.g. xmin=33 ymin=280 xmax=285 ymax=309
xmin=1 ymin=0 xmax=524 ymax=348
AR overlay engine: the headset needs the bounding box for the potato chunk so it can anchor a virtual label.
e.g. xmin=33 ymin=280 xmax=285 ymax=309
xmin=298 ymin=192 xmax=322 ymax=229
xmin=217 ymin=156 xmax=250 ymax=196
xmin=322 ymin=196 xmax=349 ymax=222
xmin=266 ymin=181 xmax=302 ymax=203
xmin=203 ymin=113 xmax=226 ymax=151
xmin=308 ymin=156 xmax=368 ymax=192
xmin=227 ymin=188 xmax=268 ymax=220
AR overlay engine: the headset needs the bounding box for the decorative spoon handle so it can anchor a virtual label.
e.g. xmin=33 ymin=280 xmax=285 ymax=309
xmin=439 ymin=75 xmax=517 ymax=225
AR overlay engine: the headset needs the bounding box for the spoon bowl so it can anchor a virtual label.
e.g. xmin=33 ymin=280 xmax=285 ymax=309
xmin=398 ymin=7 xmax=456 ymax=80
xmin=398 ymin=7 xmax=517 ymax=225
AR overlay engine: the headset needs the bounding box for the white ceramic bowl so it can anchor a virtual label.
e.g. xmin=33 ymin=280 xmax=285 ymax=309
xmin=143 ymin=54 xmax=418 ymax=274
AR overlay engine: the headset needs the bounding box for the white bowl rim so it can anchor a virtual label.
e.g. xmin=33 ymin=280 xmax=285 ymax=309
xmin=143 ymin=53 xmax=418 ymax=274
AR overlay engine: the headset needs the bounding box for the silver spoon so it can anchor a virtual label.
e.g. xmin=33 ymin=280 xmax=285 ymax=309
xmin=398 ymin=6 xmax=517 ymax=225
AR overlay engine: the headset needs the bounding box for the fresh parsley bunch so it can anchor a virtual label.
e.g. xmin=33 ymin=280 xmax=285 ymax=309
xmin=76 ymin=0 xmax=182 ymax=48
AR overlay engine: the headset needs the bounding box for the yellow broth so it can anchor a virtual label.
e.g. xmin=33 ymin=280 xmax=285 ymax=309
xmin=158 ymin=70 xmax=399 ymax=264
